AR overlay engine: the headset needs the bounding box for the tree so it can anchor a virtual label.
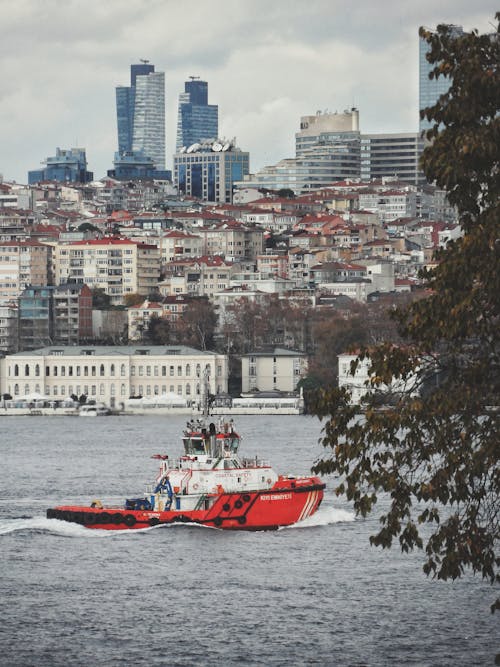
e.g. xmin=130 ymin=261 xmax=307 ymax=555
xmin=147 ymin=314 xmax=171 ymax=344
xmin=91 ymin=288 xmax=112 ymax=310
xmin=177 ymin=298 xmax=217 ymax=351
xmin=311 ymin=15 xmax=499 ymax=631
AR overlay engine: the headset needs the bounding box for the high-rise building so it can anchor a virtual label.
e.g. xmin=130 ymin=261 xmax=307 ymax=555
xmin=173 ymin=140 xmax=249 ymax=203
xmin=115 ymin=61 xmax=166 ymax=171
xmin=28 ymin=148 xmax=93 ymax=185
xmin=176 ymin=77 xmax=219 ymax=151
xmin=360 ymin=134 xmax=425 ymax=185
xmin=419 ymin=25 xmax=464 ymax=133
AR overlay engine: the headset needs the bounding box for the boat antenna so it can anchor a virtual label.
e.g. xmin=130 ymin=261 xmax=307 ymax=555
xmin=202 ymin=367 xmax=210 ymax=418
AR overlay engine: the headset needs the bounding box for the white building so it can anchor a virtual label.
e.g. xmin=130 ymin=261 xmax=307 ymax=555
xmin=338 ymin=352 xmax=419 ymax=405
xmin=241 ymin=348 xmax=308 ymax=393
xmin=0 ymin=345 xmax=229 ymax=408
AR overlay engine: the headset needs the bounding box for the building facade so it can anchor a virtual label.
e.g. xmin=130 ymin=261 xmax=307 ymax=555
xmin=0 ymin=240 xmax=51 ymax=302
xmin=360 ymin=134 xmax=425 ymax=185
xmin=0 ymin=345 xmax=229 ymax=408
xmin=174 ymin=141 xmax=250 ymax=203
xmin=53 ymin=238 xmax=160 ymax=304
xmin=419 ymin=25 xmax=464 ymax=133
xmin=115 ymin=61 xmax=166 ymax=171
xmin=176 ymin=77 xmax=219 ymax=151
xmin=17 ymin=284 xmax=93 ymax=351
xmin=241 ymin=348 xmax=308 ymax=393
xmin=28 ymin=148 xmax=93 ymax=185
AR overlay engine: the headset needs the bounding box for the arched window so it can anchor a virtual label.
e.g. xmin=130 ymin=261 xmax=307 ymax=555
xmin=111 ymin=385 xmax=116 ymax=396
xmin=186 ymin=384 xmax=191 ymax=395
xmin=35 ymin=364 xmax=40 ymax=377
xmin=110 ymin=364 xmax=115 ymax=376
xmin=100 ymin=364 xmax=105 ymax=377
xmin=196 ymin=383 xmax=200 ymax=395
xmin=14 ymin=384 xmax=19 ymax=395
xmin=24 ymin=384 xmax=29 ymax=395
xmin=14 ymin=364 xmax=19 ymax=377
xmin=100 ymin=383 xmax=105 ymax=395
xmin=25 ymin=364 xmax=30 ymax=376
xmin=120 ymin=384 xmax=126 ymax=396
xmin=185 ymin=364 xmax=191 ymax=376
xmin=120 ymin=364 xmax=126 ymax=376
xmin=196 ymin=364 xmax=201 ymax=378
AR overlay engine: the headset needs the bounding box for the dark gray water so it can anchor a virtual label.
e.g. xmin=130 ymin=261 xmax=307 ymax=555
xmin=0 ymin=415 xmax=497 ymax=666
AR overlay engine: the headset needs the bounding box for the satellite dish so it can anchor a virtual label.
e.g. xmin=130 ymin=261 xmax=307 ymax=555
xmin=179 ymin=146 xmax=187 ymax=153
xmin=222 ymin=142 xmax=231 ymax=152
xmin=186 ymin=143 xmax=200 ymax=153
xmin=212 ymin=142 xmax=223 ymax=152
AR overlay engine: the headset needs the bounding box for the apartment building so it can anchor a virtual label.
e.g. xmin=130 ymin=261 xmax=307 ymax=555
xmin=53 ymin=238 xmax=160 ymax=304
xmin=0 ymin=240 xmax=51 ymax=302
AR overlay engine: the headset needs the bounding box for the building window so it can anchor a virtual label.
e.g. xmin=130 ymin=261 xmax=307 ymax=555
xmin=84 ymin=366 xmax=89 ymax=376
xmin=14 ymin=364 xmax=19 ymax=377
xmin=24 ymin=364 xmax=30 ymax=376
xmin=100 ymin=364 xmax=105 ymax=377
xmin=177 ymin=365 xmax=182 ymax=376
xmin=169 ymin=366 xmax=174 ymax=376
xmin=162 ymin=366 xmax=166 ymax=376
xmin=61 ymin=367 xmax=66 ymax=377
xmin=121 ymin=384 xmax=126 ymax=396
xmin=110 ymin=364 xmax=115 ymax=376
xmin=146 ymin=366 xmax=151 ymax=376
xmin=35 ymin=364 xmax=40 ymax=377
xmin=185 ymin=364 xmax=190 ymax=376
xmin=121 ymin=364 xmax=126 ymax=376
xmin=100 ymin=384 xmax=105 ymax=395
xmin=91 ymin=366 xmax=96 ymax=377
xmin=91 ymin=385 xmax=96 ymax=395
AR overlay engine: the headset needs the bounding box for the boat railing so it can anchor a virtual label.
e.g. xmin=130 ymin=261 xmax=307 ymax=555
xmin=241 ymin=457 xmax=271 ymax=468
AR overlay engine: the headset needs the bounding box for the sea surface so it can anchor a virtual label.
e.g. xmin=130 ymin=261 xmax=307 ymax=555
xmin=0 ymin=414 xmax=497 ymax=667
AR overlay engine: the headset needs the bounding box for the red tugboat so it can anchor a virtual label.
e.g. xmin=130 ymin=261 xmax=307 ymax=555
xmin=47 ymin=416 xmax=325 ymax=531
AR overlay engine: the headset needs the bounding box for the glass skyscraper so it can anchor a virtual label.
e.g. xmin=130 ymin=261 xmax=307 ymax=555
xmin=419 ymin=25 xmax=464 ymax=133
xmin=176 ymin=77 xmax=218 ymax=151
xmin=115 ymin=62 xmax=166 ymax=170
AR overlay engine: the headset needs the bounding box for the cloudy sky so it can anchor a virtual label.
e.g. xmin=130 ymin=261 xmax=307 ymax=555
xmin=0 ymin=0 xmax=496 ymax=184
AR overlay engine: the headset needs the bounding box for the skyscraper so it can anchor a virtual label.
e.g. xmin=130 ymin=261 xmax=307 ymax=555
xmin=419 ymin=25 xmax=464 ymax=133
xmin=176 ymin=77 xmax=218 ymax=151
xmin=115 ymin=61 xmax=166 ymax=170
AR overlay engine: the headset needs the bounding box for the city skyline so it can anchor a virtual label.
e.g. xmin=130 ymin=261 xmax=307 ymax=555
xmin=0 ymin=0 xmax=495 ymax=184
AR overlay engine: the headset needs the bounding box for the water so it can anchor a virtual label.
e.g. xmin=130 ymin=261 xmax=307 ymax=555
xmin=0 ymin=415 xmax=497 ymax=666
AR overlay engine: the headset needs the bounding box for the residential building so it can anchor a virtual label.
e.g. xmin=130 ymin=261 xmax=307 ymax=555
xmin=159 ymin=230 xmax=203 ymax=265
xmin=241 ymin=348 xmax=308 ymax=393
xmin=127 ymin=295 xmax=192 ymax=341
xmin=174 ymin=140 xmax=250 ymax=203
xmin=28 ymin=148 xmax=93 ymax=185
xmin=0 ymin=302 xmax=18 ymax=353
xmin=53 ymin=238 xmax=160 ymax=304
xmin=0 ymin=240 xmax=51 ymax=302
xmin=17 ymin=284 xmax=93 ymax=351
xmin=0 ymin=345 xmax=229 ymax=407
xmin=114 ymin=61 xmax=166 ymax=175
xmin=176 ymin=77 xmax=218 ymax=150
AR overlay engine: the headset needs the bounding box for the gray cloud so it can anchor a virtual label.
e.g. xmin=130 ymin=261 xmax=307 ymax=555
xmin=0 ymin=0 xmax=496 ymax=183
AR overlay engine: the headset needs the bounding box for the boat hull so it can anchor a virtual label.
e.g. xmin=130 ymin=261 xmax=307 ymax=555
xmin=47 ymin=482 xmax=325 ymax=531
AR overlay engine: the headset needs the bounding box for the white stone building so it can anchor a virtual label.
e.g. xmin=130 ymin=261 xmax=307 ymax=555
xmin=0 ymin=345 xmax=228 ymax=408
xmin=241 ymin=348 xmax=308 ymax=393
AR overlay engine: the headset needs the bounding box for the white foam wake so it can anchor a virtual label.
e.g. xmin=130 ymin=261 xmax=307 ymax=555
xmin=284 ymin=506 xmax=355 ymax=529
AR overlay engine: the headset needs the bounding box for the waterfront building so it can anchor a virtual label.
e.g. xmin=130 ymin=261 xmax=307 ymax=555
xmin=176 ymin=77 xmax=218 ymax=151
xmin=241 ymin=348 xmax=308 ymax=393
xmin=28 ymin=148 xmax=93 ymax=185
xmin=115 ymin=61 xmax=166 ymax=173
xmin=0 ymin=345 xmax=229 ymax=408
xmin=173 ymin=140 xmax=249 ymax=203
xmin=53 ymin=238 xmax=160 ymax=305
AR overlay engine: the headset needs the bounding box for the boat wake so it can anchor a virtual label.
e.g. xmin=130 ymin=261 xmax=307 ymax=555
xmin=283 ymin=506 xmax=355 ymax=529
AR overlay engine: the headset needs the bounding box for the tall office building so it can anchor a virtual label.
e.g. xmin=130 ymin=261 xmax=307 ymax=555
xmin=115 ymin=61 xmax=166 ymax=170
xmin=176 ymin=77 xmax=218 ymax=151
xmin=419 ymin=25 xmax=464 ymax=133
xmin=360 ymin=134 xmax=425 ymax=185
